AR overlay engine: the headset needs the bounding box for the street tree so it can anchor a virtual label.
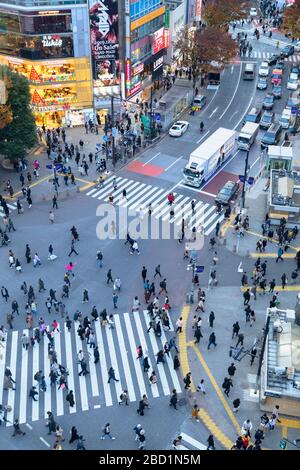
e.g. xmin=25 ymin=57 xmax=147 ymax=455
xmin=203 ymin=0 xmax=247 ymax=31
xmin=0 ymin=66 xmax=36 ymax=161
xmin=282 ymin=0 xmax=300 ymax=38
xmin=175 ymin=26 xmax=237 ymax=87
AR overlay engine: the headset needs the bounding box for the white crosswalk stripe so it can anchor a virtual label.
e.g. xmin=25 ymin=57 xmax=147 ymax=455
xmin=85 ymin=177 xmax=222 ymax=236
xmin=1 ymin=311 xmax=181 ymax=424
xmin=174 ymin=432 xmax=206 ymax=450
xmin=0 ymin=202 xmax=17 ymax=218
xmin=241 ymin=50 xmax=300 ymax=62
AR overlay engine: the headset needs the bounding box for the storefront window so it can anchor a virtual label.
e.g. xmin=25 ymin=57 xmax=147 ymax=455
xmin=8 ymin=61 xmax=76 ymax=84
xmin=0 ymin=11 xmax=72 ymax=34
xmin=0 ymin=33 xmax=74 ymax=59
xmin=31 ymin=84 xmax=78 ymax=107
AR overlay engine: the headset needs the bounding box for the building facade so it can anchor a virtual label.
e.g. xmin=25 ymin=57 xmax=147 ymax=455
xmin=0 ymin=0 xmax=93 ymax=127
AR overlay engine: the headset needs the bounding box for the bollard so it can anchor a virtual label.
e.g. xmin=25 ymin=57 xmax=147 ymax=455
xmin=232 ymin=244 xmax=237 ymax=253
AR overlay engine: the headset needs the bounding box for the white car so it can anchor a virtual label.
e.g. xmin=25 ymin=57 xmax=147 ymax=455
xmin=250 ymin=7 xmax=257 ymax=16
xmin=258 ymin=62 xmax=269 ymax=77
xmin=169 ymin=121 xmax=189 ymax=137
xmin=294 ymin=40 xmax=300 ymax=52
xmin=287 ymin=73 xmax=299 ymax=91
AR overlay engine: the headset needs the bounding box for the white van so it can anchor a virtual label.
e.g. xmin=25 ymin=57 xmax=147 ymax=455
xmin=279 ymin=108 xmax=296 ymax=129
xmin=237 ymin=122 xmax=260 ymax=151
xmin=243 ymin=63 xmax=255 ymax=80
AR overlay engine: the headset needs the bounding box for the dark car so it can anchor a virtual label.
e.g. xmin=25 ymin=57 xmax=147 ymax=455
xmin=215 ymin=180 xmax=239 ymax=206
xmin=261 ymin=123 xmax=282 ymax=149
xmin=272 ymin=84 xmax=282 ymax=98
xmin=263 ymin=94 xmax=274 ymax=110
xmin=291 ymin=66 xmax=300 ymax=75
xmin=244 ymin=107 xmax=262 ymax=123
xmin=275 ymin=61 xmax=284 ymax=70
xmin=260 ymin=111 xmax=274 ymax=130
xmin=267 ymin=54 xmax=281 ymax=66
xmin=281 ymin=45 xmax=295 ymax=58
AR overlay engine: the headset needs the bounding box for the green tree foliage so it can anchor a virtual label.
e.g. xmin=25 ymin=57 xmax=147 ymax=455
xmin=0 ymin=66 xmax=36 ymax=160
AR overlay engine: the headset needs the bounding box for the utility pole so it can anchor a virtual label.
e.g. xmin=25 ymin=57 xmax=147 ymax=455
xmin=241 ymin=150 xmax=250 ymax=209
xmin=111 ymin=95 xmax=116 ymax=167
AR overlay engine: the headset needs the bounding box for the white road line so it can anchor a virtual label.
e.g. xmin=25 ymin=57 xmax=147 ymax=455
xmin=87 ymin=342 xmax=100 ymax=399
xmin=142 ymin=152 xmax=160 ymax=166
xmin=219 ymin=62 xmax=242 ymax=120
xmin=143 ymin=311 xmax=170 ymax=396
xmin=159 ymin=327 xmax=182 ymax=392
xmin=147 ymin=189 xmax=173 ymax=214
xmin=205 ymin=214 xmax=224 ymax=236
xmin=0 ymin=331 xmax=7 ymax=410
xmin=114 ymin=315 xmax=136 ymax=402
xmin=133 ymin=311 xmax=159 ymax=398
xmin=105 ymin=179 xmax=134 ymax=203
xmin=103 ymin=179 xmax=131 ymax=201
xmin=164 ymin=156 xmax=183 ymax=172
xmin=196 ymin=130 xmax=209 ymax=144
xmin=19 ymin=330 xmax=29 ymax=424
xmin=187 ymin=203 xmax=210 ymax=228
xmin=6 ymin=331 xmax=18 ymax=426
xmin=31 ymin=332 xmax=39 ymax=422
xmin=162 ymin=196 xmax=190 ymax=222
xmin=40 ymin=437 xmax=51 ymax=448
xmin=86 ymin=175 xmax=115 ymax=196
xmin=91 ymin=176 xmax=122 ymax=199
xmin=129 ymin=186 xmax=159 ymax=211
xmin=180 ymin=432 xmax=206 ymax=450
xmin=94 ymin=404 xmax=101 ymax=409
xmin=124 ymin=312 xmax=146 ymax=397
xmin=155 ymin=194 xmax=185 ymax=219
xmin=131 ymin=187 xmax=165 ymax=211
xmin=229 ymin=110 xmax=239 ymax=121
xmin=118 ymin=181 xmax=141 ymax=206
xmin=43 ymin=327 xmax=51 ymax=419
xmin=94 ymin=320 xmax=112 ymax=406
xmin=54 ymin=326 xmax=64 ymax=417
xmin=250 ymin=155 xmax=261 ymax=169
xmin=63 ymin=324 xmax=76 ymax=413
xmin=105 ymin=324 xmax=123 ymax=399
xmin=74 ymin=322 xmax=89 ymax=411
xmin=231 ymin=65 xmax=234 ymax=73
xmin=26 ymin=423 xmax=33 ymax=430
xmin=118 ymin=183 xmax=146 ymax=207
xmin=124 ymin=184 xmax=153 ymax=209
xmin=199 ymin=190 xmax=217 ymax=197
xmin=177 ymin=183 xmax=201 ymax=193
xmin=208 ymin=107 xmax=219 ymax=119
xmin=203 ymin=209 xmax=221 ymax=229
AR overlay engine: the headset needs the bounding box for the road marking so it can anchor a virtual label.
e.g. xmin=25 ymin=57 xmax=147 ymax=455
xmin=74 ymin=321 xmax=89 ymax=411
xmin=142 ymin=152 xmax=161 ymax=166
xmin=159 ymin=321 xmax=182 ymax=392
xmin=229 ymin=110 xmax=238 ymax=121
xmin=178 ymin=305 xmax=195 ymax=392
xmin=124 ymin=313 xmax=146 ymax=397
xmin=94 ymin=320 xmax=112 ymax=406
xmin=250 ymin=155 xmax=261 ymax=169
xmin=198 ymin=408 xmax=233 ymax=449
xmin=26 ymin=423 xmax=33 ymax=430
xmin=241 ymin=285 xmax=300 ymax=292
xmin=208 ymin=107 xmax=219 ymax=119
xmin=219 ymin=62 xmax=242 ymax=120
xmin=40 ymin=437 xmax=51 ymax=448
xmin=94 ymin=404 xmax=101 ymax=409
xmin=43 ymin=326 xmax=51 ymax=419
xmin=6 ymin=331 xmax=18 ymax=427
xmin=231 ymin=65 xmax=234 ymax=73
xmin=180 ymin=432 xmax=206 ymax=450
xmin=279 ymin=418 xmax=300 ymax=429
xmin=199 ymin=190 xmax=217 ymax=197
xmin=250 ymin=252 xmax=295 ymax=258
xmin=105 ymin=324 xmax=123 ymax=399
xmin=55 ymin=326 xmax=64 ymax=416
xmin=190 ymin=343 xmax=240 ymax=434
xmin=196 ymin=130 xmax=209 ymax=144
xmin=114 ymin=315 xmax=136 ymax=402
xmin=63 ymin=324 xmax=77 ymax=413
xmin=19 ymin=330 xmax=29 ymax=424
xmin=164 ymin=156 xmax=183 ymax=172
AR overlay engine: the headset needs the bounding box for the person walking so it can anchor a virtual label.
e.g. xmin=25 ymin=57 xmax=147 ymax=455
xmin=173 ymin=355 xmax=180 ymax=370
xmin=100 ymin=423 xmax=115 ymax=440
xmin=154 ymin=264 xmax=162 ymax=278
xmin=222 ymin=377 xmax=233 ymax=397
xmin=243 ymin=289 xmax=250 ymax=305
xmin=29 ymin=386 xmax=38 ymax=401
xmin=236 ymin=332 xmax=244 ymax=347
xmin=183 ymin=372 xmax=192 ymax=390
xmin=228 ymin=363 xmax=236 ymax=377
xmin=112 ymin=292 xmax=118 ymax=309
xmin=107 ymin=269 xmax=113 ymax=284
xmin=207 ymin=332 xmax=217 ymax=349
xmin=66 ymin=390 xmax=75 ymax=407
xmin=82 ymin=289 xmax=89 ymax=303
xmin=119 ymin=390 xmax=129 ymax=406
xmin=276 ymin=247 xmax=284 ymax=263
xmin=52 ymin=195 xmax=58 ymax=209
xmin=232 ymin=398 xmax=240 ymax=413
xmin=175 ymin=317 xmax=183 ymax=333
xmin=46 ymin=411 xmax=56 ymax=435
xmin=194 ymin=326 xmax=203 ymax=344
xmin=209 ymin=311 xmax=215 ymax=328
xmin=107 ymin=366 xmax=119 ymax=383
xmin=281 ymin=272 xmax=287 ymax=289
xmin=11 ymin=419 xmax=25 ymax=437
xmin=49 ymin=211 xmax=55 ymax=224
xmin=21 ymin=333 xmax=29 ymax=350
xmin=141 ymin=266 xmax=147 ymax=283
xmin=207 ymin=434 xmax=216 ymax=450
xmin=69 ymin=426 xmax=80 ymax=444
xmin=68 ymin=239 xmax=78 ymax=256
xmin=169 ymin=389 xmax=178 ymax=410
xmin=158 ymin=278 xmax=168 ymax=295
xmin=1 ymin=286 xmax=9 ymax=302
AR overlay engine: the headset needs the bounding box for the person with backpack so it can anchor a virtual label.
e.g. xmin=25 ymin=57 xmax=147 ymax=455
xmin=100 ymin=423 xmax=115 ymax=440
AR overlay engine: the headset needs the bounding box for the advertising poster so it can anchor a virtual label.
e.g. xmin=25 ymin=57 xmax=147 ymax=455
xmin=89 ymin=0 xmax=120 ymax=87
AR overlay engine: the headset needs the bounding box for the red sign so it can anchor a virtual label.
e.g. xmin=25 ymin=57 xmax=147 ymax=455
xmin=153 ymin=27 xmax=165 ymax=55
xmin=196 ymin=0 xmax=202 ymax=20
xmin=125 ymin=58 xmax=131 ymax=90
xmin=128 ymin=82 xmax=141 ymax=97
xmin=164 ymin=29 xmax=170 ymax=49
xmin=132 ymin=63 xmax=144 ymax=76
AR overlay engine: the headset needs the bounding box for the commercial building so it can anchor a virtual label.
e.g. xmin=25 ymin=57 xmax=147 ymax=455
xmin=0 ymin=0 xmax=93 ymax=128
xmin=124 ymin=0 xmax=170 ymax=102
xmin=260 ymin=307 xmax=300 ymax=417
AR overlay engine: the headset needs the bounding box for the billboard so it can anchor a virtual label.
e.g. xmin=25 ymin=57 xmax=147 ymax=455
xmin=89 ymin=0 xmax=120 ymax=88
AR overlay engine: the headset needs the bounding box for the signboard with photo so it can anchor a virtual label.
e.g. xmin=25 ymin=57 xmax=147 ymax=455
xmin=89 ymin=0 xmax=120 ymax=87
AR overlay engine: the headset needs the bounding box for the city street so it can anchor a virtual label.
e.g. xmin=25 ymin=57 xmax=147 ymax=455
xmin=1 ymin=0 xmax=300 ymax=455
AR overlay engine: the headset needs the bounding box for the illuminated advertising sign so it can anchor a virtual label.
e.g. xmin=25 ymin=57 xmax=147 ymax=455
xmin=126 ymin=58 xmax=131 ymax=90
xmin=132 ymin=63 xmax=144 ymax=76
xmin=164 ymin=29 xmax=170 ymax=49
xmin=42 ymin=35 xmax=63 ymax=47
xmin=89 ymin=0 xmax=120 ymax=87
xmin=195 ymin=0 xmax=202 ymax=20
xmin=153 ymin=27 xmax=165 ymax=55
xmin=128 ymin=81 xmax=141 ymax=96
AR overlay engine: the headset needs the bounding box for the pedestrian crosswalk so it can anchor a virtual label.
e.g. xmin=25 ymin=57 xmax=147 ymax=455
xmin=173 ymin=432 xmax=206 ymax=450
xmin=0 ymin=312 xmax=181 ymax=425
xmin=241 ymin=50 xmax=300 ymax=61
xmin=85 ymin=176 xmax=223 ymax=237
xmin=0 ymin=202 xmax=17 ymax=218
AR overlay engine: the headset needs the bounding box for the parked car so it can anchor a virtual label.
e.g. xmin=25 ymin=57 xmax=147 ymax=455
xmin=261 ymin=123 xmax=282 ymax=149
xmin=260 ymin=111 xmax=274 ymax=130
xmin=263 ymin=94 xmax=274 ymax=110
xmin=267 ymin=54 xmax=281 ymax=66
xmin=287 ymin=73 xmax=299 ymax=91
xmin=215 ymin=181 xmax=239 ymax=206
xmin=272 ymin=84 xmax=282 ymax=98
xmin=281 ymin=45 xmax=295 ymax=58
xmin=169 ymin=120 xmax=189 ymax=137
xmin=258 ymin=62 xmax=269 ymax=77
xmin=257 ymin=77 xmax=268 ymax=90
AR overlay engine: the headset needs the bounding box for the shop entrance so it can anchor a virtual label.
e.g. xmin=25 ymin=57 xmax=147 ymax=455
xmin=34 ymin=110 xmax=65 ymax=128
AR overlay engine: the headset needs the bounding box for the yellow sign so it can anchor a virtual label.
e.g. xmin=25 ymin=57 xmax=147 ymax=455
xmin=131 ymin=6 xmax=165 ymax=31
xmin=0 ymin=80 xmax=7 ymax=104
